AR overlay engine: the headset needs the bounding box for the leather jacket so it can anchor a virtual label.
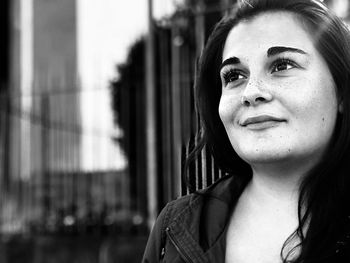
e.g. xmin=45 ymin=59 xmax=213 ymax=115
xmin=142 ymin=175 xmax=350 ymax=263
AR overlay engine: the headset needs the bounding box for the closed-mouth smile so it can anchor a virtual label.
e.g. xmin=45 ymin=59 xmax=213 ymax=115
xmin=240 ymin=115 xmax=286 ymax=129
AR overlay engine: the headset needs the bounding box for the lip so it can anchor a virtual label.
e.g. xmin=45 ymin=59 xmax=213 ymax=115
xmin=240 ymin=115 xmax=286 ymax=127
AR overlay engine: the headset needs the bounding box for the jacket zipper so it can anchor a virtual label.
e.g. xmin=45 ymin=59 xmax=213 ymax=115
xmin=166 ymin=227 xmax=194 ymax=263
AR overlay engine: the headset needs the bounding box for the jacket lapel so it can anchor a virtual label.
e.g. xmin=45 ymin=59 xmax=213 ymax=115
xmin=165 ymin=175 xmax=246 ymax=262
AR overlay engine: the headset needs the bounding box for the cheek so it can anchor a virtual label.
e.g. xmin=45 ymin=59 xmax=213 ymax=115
xmin=310 ymin=80 xmax=338 ymax=119
xmin=218 ymin=99 xmax=226 ymax=123
xmin=218 ymin=95 xmax=237 ymax=125
xmin=308 ymin=63 xmax=339 ymax=120
xmin=291 ymin=79 xmax=338 ymax=135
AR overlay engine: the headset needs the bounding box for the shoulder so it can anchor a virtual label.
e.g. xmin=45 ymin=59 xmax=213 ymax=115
xmin=141 ymin=193 xmax=200 ymax=262
xmin=165 ymin=174 xmax=236 ymax=214
xmin=160 ymin=174 xmax=240 ymax=226
xmin=142 ymin=174 xmax=242 ymax=262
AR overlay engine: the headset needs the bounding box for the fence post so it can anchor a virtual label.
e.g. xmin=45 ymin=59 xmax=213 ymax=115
xmin=146 ymin=0 xmax=158 ymax=229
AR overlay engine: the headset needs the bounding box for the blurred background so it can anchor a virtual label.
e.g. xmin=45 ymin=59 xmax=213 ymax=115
xmin=0 ymin=0 xmax=349 ymax=262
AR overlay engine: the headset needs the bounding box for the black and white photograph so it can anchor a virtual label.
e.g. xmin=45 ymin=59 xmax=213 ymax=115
xmin=1 ymin=0 xmax=350 ymax=262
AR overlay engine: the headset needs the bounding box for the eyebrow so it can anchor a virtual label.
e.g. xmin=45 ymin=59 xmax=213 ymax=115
xmin=220 ymin=46 xmax=307 ymax=72
xmin=219 ymin=57 xmax=240 ymax=72
xmin=267 ymin=46 xmax=307 ymax=57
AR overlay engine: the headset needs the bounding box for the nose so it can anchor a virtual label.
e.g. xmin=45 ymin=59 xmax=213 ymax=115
xmin=241 ymin=78 xmax=273 ymax=106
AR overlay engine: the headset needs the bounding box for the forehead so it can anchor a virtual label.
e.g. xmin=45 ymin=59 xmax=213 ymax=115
xmin=222 ymin=11 xmax=315 ymax=61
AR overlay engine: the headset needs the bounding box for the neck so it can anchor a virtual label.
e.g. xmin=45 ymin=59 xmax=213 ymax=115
xmin=245 ymin=161 xmax=309 ymax=215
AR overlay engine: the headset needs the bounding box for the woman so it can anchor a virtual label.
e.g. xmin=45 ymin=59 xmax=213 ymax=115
xmin=143 ymin=0 xmax=350 ymax=262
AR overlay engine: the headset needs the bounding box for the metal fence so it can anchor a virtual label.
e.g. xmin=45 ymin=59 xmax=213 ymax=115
xmin=0 ymin=88 xmax=147 ymax=236
xmin=1 ymin=0 xmax=346 ymax=238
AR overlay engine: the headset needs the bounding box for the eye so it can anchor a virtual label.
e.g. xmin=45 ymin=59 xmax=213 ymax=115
xmin=271 ymin=58 xmax=296 ymax=73
xmin=221 ymin=69 xmax=246 ymax=85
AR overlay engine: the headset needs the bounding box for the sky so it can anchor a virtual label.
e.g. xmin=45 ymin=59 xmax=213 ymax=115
xmin=77 ymin=0 xmax=179 ymax=171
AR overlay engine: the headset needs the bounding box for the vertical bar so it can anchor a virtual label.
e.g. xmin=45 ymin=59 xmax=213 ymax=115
xmin=146 ymin=0 xmax=158 ymax=228
xmin=0 ymin=92 xmax=8 ymax=232
xmin=171 ymin=22 xmax=182 ymax=197
xmin=159 ymin=29 xmax=172 ymax=204
xmin=194 ymin=134 xmax=199 ymax=191
xmin=201 ymin=145 xmax=207 ymax=189
xmin=195 ymin=0 xmax=205 ymax=56
xmin=211 ymin=154 xmax=215 ymax=184
xmin=41 ymin=94 xmax=50 ymax=229
xmin=3 ymin=92 xmax=10 ymax=193
xmin=20 ymin=0 xmax=33 ymax=182
xmin=195 ymin=0 xmax=206 ymax=189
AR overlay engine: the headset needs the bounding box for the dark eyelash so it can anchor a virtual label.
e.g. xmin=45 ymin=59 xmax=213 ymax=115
xmin=222 ymin=69 xmax=241 ymax=84
xmin=271 ymin=58 xmax=297 ymax=71
xmin=277 ymin=58 xmax=293 ymax=64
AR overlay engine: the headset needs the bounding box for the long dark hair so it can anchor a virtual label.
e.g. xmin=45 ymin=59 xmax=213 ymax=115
xmin=191 ymin=0 xmax=350 ymax=261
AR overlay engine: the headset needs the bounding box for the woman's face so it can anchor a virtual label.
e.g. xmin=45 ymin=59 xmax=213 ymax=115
xmin=218 ymin=12 xmax=340 ymax=168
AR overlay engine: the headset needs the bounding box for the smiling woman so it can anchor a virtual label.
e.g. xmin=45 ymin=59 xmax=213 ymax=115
xmin=142 ymin=0 xmax=350 ymax=262
xmin=219 ymin=11 xmax=338 ymax=168
xmin=220 ymin=11 xmax=340 ymax=262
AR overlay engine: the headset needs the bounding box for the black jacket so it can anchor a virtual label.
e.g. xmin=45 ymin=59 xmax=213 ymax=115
xmin=142 ymin=175 xmax=350 ymax=262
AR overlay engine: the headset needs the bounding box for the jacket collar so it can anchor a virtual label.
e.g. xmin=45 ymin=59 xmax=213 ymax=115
xmin=166 ymin=174 xmax=350 ymax=262
xmin=166 ymin=175 xmax=249 ymax=262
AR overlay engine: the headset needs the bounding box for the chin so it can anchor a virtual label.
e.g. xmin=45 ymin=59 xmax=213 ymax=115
xmin=236 ymin=147 xmax=294 ymax=165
